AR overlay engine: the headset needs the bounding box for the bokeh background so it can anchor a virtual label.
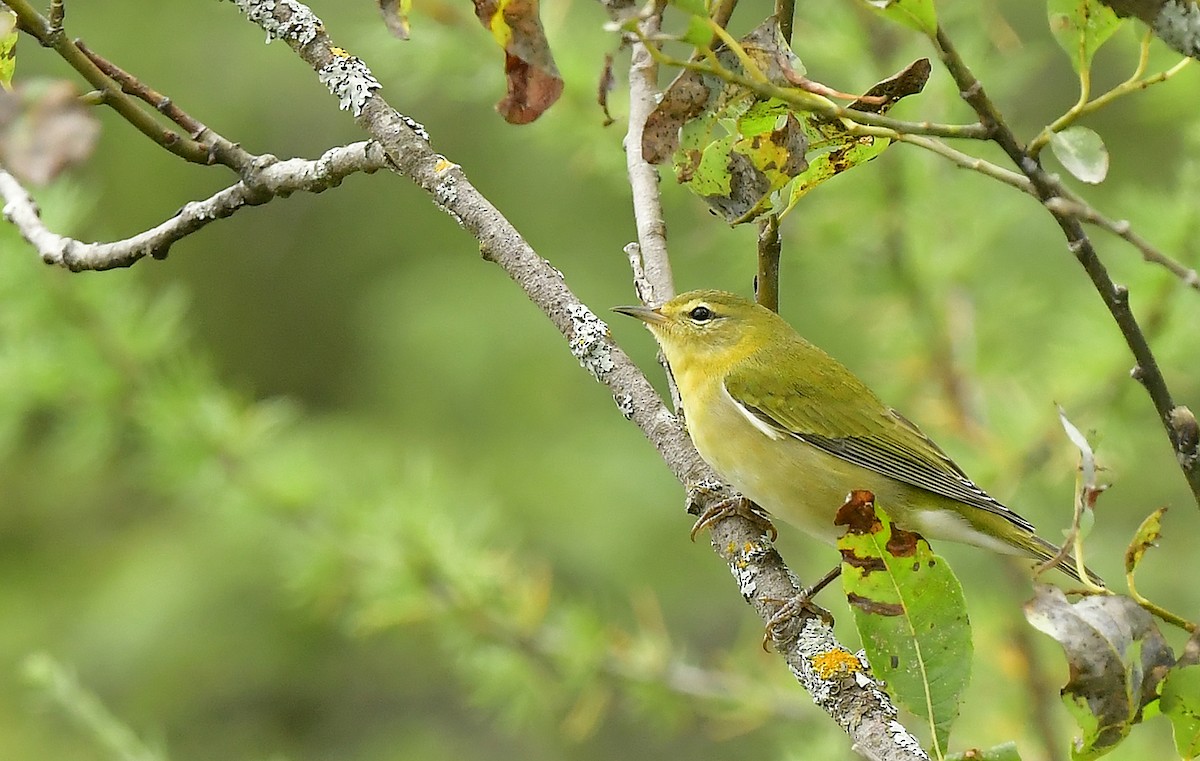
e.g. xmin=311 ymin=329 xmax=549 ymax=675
xmin=2 ymin=1 xmax=1198 ymax=759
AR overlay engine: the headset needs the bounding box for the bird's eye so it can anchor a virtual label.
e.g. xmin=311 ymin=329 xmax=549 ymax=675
xmin=688 ymin=305 xmax=714 ymax=323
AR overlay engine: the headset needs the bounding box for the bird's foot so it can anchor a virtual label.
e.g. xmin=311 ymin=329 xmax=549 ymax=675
xmin=688 ymin=494 xmax=777 ymax=542
xmin=762 ymin=565 xmax=842 ymax=650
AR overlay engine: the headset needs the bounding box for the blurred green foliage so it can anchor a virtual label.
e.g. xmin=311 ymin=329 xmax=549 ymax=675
xmin=2 ymin=1 xmax=1199 ymax=760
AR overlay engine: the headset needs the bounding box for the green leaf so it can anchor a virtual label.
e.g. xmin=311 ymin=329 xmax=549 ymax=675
xmin=859 ymin=0 xmax=938 ymax=36
xmin=1024 ymin=586 xmax=1175 ymax=760
xmin=782 ymin=135 xmax=890 ymax=216
xmin=835 ymin=490 xmax=972 ymax=758
xmin=1125 ymin=506 xmax=1167 ymax=577
xmin=668 ymin=0 xmax=708 ymax=18
xmin=0 ymin=8 xmax=16 ymax=91
xmin=642 ymin=18 xmax=928 ymax=224
xmin=1050 ymin=125 xmax=1110 ymax=184
xmin=1047 ymin=0 xmax=1123 ymax=73
xmin=947 ymin=742 xmax=1024 ymax=761
xmin=1161 ymin=664 xmax=1200 ymax=759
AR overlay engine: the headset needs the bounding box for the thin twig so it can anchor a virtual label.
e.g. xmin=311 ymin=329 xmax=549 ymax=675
xmin=0 ymin=142 xmax=389 ymax=269
xmin=1045 ymin=196 xmax=1200 ymax=290
xmin=755 ymin=215 xmax=781 ymax=312
xmin=931 ymin=25 xmax=1200 ymax=507
xmin=624 ymin=14 xmax=674 ymax=306
xmin=6 ymin=0 xmax=253 ymax=172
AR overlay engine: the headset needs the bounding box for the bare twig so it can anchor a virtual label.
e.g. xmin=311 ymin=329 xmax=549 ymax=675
xmin=755 ymin=215 xmax=781 ymax=312
xmin=624 ymin=13 xmax=674 ymax=305
xmin=0 ymin=141 xmax=389 ymax=269
xmin=930 ymin=25 xmax=1200 ymax=507
xmin=1045 ymin=197 xmax=1200 ymax=290
xmin=214 ymin=2 xmax=929 ymax=756
xmin=6 ymin=0 xmax=253 ymax=172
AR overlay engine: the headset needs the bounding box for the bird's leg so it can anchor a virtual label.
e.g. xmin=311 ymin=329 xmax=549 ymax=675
xmin=762 ymin=565 xmax=842 ymax=649
xmin=686 ymin=484 xmax=777 ymax=542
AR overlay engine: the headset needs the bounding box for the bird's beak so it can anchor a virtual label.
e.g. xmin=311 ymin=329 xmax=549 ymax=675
xmin=611 ymin=304 xmax=667 ymax=325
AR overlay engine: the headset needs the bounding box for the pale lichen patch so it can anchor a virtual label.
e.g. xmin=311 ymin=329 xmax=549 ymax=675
xmin=231 ymin=0 xmax=321 ymax=45
xmin=319 ymin=48 xmax=382 ymax=117
xmin=1156 ymin=0 xmax=1200 ymax=56
xmin=567 ymin=303 xmax=615 ymax=380
xmin=615 ymin=393 xmax=635 ymax=420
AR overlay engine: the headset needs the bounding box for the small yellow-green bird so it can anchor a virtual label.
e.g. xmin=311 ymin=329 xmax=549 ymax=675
xmin=614 ymin=289 xmax=1099 ymax=585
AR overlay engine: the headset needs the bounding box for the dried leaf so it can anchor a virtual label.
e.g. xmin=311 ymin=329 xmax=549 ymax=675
xmin=472 ymin=0 xmax=563 ymax=124
xmin=643 ymin=18 xmax=927 ymax=224
xmin=0 ymin=80 xmax=101 ymax=185
xmin=1124 ymin=506 xmax=1166 ymax=577
xmin=836 ymin=490 xmax=972 ymax=757
xmin=597 ymin=53 xmax=615 ymax=127
xmin=1024 ymin=586 xmax=1175 ymax=759
xmin=377 ymin=0 xmax=412 ymax=40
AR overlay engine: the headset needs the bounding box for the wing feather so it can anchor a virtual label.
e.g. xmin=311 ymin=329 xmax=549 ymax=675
xmin=724 ymin=358 xmax=1033 ymax=531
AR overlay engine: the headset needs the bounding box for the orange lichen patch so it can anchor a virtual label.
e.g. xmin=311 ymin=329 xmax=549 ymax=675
xmin=810 ymin=647 xmax=862 ymax=680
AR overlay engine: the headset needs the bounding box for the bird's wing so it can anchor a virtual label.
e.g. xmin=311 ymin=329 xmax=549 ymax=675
xmin=724 ymin=363 xmax=1034 ymax=531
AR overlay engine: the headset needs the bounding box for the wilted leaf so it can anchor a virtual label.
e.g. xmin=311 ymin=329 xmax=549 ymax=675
xmin=859 ymin=0 xmax=938 ymax=35
xmin=836 ymin=490 xmax=972 ymax=757
xmin=0 ymin=8 xmax=16 ymax=91
xmin=1161 ymin=663 xmax=1200 ymax=759
xmin=1050 ymin=126 xmax=1110 ymax=184
xmin=378 ymin=0 xmax=412 ymax=39
xmin=644 ymin=18 xmax=927 ymax=223
xmin=597 ymin=53 xmax=615 ymax=127
xmin=1047 ymin=0 xmax=1123 ymax=73
xmin=947 ymin=742 xmax=1024 ymax=761
xmin=1024 ymin=586 xmax=1175 ymax=760
xmin=0 ymin=80 xmax=101 ymax=186
xmin=1124 ymin=507 xmax=1166 ymax=577
xmin=472 ymin=0 xmax=563 ymax=124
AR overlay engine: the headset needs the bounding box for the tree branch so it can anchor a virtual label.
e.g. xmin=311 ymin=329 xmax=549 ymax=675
xmin=624 ymin=12 xmax=674 ymax=306
xmin=212 ymin=1 xmax=929 ymax=756
xmin=931 ymin=24 xmax=1200 ymax=507
xmin=6 ymin=0 xmax=253 ymax=172
xmin=0 ymin=141 xmax=389 ymax=269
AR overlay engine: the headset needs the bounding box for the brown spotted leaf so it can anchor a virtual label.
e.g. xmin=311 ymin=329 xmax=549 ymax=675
xmin=472 ymin=0 xmax=563 ymax=124
xmin=378 ymin=0 xmax=412 ymax=39
xmin=835 ymin=490 xmax=972 ymax=758
xmin=1024 ymin=585 xmax=1175 ymax=760
xmin=644 ymin=17 xmax=928 ymax=223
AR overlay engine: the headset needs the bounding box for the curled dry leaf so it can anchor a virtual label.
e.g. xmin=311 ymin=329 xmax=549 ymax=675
xmin=377 ymin=0 xmax=412 ymax=40
xmin=0 ymin=80 xmax=101 ymax=186
xmin=472 ymin=0 xmax=563 ymax=124
xmin=643 ymin=18 xmax=929 ymax=223
xmin=1024 ymin=585 xmax=1175 ymax=759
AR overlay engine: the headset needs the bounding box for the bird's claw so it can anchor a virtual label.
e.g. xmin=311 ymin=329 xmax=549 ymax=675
xmin=761 ymin=566 xmax=842 ymax=650
xmin=687 ymin=493 xmax=777 ymax=542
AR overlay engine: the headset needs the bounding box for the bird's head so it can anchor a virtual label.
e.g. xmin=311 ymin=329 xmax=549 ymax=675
xmin=612 ymin=290 xmax=773 ymax=375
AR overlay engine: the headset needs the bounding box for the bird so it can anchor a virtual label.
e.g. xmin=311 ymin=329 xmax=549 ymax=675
xmin=613 ymin=289 xmax=1101 ymax=586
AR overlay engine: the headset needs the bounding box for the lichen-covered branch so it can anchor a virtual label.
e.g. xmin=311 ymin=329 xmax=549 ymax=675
xmin=0 ymin=141 xmax=389 ymax=269
xmin=215 ymin=1 xmax=928 ymax=756
xmin=931 ymin=25 xmax=1200 ymax=508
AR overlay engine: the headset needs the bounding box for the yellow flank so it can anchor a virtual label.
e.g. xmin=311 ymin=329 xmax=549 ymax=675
xmin=612 ymin=289 xmax=1101 ymax=586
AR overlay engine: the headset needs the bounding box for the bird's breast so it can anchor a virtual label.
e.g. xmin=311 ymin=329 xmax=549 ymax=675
xmin=683 ymin=380 xmax=907 ymax=544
